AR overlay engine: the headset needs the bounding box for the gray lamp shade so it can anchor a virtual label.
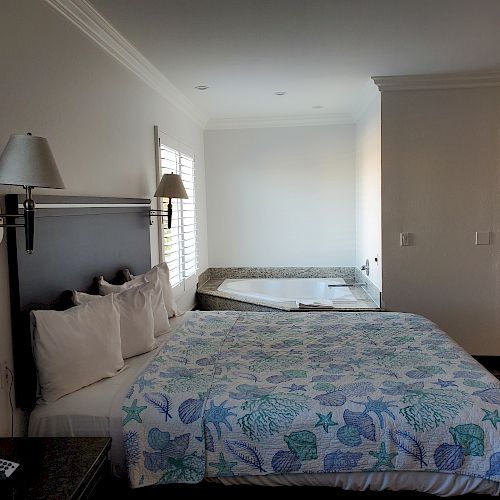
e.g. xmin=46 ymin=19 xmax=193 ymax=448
xmin=154 ymin=173 xmax=188 ymax=199
xmin=0 ymin=134 xmax=65 ymax=188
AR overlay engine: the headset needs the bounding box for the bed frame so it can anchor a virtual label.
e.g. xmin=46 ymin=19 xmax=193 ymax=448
xmin=5 ymin=194 xmax=152 ymax=409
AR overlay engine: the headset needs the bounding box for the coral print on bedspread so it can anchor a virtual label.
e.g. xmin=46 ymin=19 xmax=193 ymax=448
xmin=121 ymin=311 xmax=500 ymax=487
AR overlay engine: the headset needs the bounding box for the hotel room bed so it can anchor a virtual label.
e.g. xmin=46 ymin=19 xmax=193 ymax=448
xmin=5 ymin=197 xmax=496 ymax=496
xmin=29 ymin=310 xmax=500 ymax=495
xmin=29 ymin=314 xmax=190 ymax=473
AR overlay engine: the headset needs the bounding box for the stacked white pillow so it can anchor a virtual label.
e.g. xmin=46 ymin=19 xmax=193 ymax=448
xmin=72 ymin=282 xmax=157 ymax=359
xmin=123 ymin=262 xmax=178 ymax=318
xmin=32 ymin=294 xmax=124 ymax=403
xmin=98 ymin=267 xmax=170 ymax=336
xmin=32 ymin=262 xmax=177 ymax=403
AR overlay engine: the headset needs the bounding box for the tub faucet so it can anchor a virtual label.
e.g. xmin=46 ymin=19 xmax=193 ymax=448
xmin=361 ymin=259 xmax=370 ymax=276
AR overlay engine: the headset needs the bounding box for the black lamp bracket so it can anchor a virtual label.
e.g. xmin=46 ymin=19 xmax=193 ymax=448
xmin=149 ymin=209 xmax=169 ymax=225
xmin=0 ymin=187 xmax=36 ymax=253
xmin=0 ymin=214 xmax=25 ymax=228
xmin=149 ymin=198 xmax=173 ymax=228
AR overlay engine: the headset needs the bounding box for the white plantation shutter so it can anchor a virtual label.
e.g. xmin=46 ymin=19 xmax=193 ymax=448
xmin=156 ymin=128 xmax=197 ymax=293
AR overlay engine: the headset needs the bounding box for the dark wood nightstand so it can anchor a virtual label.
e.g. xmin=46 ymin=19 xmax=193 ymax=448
xmin=0 ymin=437 xmax=111 ymax=500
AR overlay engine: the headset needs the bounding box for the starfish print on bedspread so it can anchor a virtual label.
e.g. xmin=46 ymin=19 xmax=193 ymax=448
xmin=122 ymin=399 xmax=147 ymax=425
xmin=433 ymin=379 xmax=458 ymax=388
xmin=209 ymin=452 xmax=238 ymax=476
xmin=482 ymin=408 xmax=500 ymax=429
xmin=315 ymin=412 xmax=338 ymax=433
xmin=205 ymin=400 xmax=237 ymax=439
xmin=285 ymin=384 xmax=307 ymax=392
xmin=369 ymin=442 xmax=397 ymax=470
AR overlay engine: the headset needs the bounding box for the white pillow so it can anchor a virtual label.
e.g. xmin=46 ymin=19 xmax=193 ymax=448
xmin=32 ymin=294 xmax=124 ymax=403
xmin=72 ymin=290 xmax=100 ymax=305
xmin=72 ymin=284 xmax=157 ymax=359
xmin=124 ymin=263 xmax=178 ymax=318
xmin=98 ymin=270 xmax=170 ymax=337
xmin=98 ymin=274 xmax=146 ymax=295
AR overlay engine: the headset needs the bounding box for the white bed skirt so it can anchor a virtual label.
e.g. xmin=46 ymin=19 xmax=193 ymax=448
xmin=212 ymin=470 xmax=500 ymax=496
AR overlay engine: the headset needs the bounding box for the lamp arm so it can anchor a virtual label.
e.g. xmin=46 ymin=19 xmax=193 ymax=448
xmin=149 ymin=198 xmax=175 ymax=229
xmin=149 ymin=208 xmax=168 ymax=225
xmin=0 ymin=221 xmax=25 ymax=227
xmin=0 ymin=208 xmax=26 ymax=228
xmin=0 ymin=188 xmax=35 ymax=253
xmin=0 ymin=213 xmax=24 ymax=219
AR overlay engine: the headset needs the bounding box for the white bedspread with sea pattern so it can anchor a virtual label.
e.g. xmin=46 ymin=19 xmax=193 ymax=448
xmin=121 ymin=311 xmax=500 ymax=489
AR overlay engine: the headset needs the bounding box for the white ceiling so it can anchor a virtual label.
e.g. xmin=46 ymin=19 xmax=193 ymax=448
xmin=89 ymin=0 xmax=500 ymax=122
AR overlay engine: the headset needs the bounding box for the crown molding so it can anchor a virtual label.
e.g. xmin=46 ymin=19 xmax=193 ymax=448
xmin=352 ymin=82 xmax=380 ymax=123
xmin=44 ymin=0 xmax=208 ymax=127
xmin=352 ymin=95 xmax=379 ymax=123
xmin=372 ymin=72 xmax=500 ymax=92
xmin=205 ymin=113 xmax=354 ymax=130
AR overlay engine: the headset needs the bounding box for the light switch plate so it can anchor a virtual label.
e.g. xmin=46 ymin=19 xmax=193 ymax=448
xmin=400 ymin=232 xmax=410 ymax=246
xmin=476 ymin=231 xmax=491 ymax=245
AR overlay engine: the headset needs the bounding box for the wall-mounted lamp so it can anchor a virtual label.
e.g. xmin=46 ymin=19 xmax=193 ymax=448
xmin=0 ymin=133 xmax=65 ymax=253
xmin=149 ymin=173 xmax=188 ymax=228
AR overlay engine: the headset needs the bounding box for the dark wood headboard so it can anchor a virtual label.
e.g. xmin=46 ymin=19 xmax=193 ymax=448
xmin=5 ymin=194 xmax=152 ymax=409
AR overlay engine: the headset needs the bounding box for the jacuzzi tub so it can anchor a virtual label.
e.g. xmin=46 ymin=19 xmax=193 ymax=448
xmin=217 ymin=278 xmax=356 ymax=306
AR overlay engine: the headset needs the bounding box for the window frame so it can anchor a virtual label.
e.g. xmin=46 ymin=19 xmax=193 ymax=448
xmin=154 ymin=126 xmax=198 ymax=297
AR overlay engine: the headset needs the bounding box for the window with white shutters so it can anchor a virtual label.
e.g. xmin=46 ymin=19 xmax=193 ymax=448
xmin=155 ymin=128 xmax=197 ymax=293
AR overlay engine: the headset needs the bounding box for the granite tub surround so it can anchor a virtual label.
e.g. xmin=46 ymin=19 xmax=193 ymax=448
xmin=197 ymin=278 xmax=380 ymax=312
xmin=197 ymin=268 xmax=211 ymax=287
xmin=208 ymin=266 xmax=356 ymax=281
xmin=355 ymin=268 xmax=382 ymax=307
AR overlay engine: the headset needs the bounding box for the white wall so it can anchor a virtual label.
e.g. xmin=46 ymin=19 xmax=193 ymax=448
xmin=204 ymin=125 xmax=356 ymax=267
xmin=355 ymin=97 xmax=382 ymax=290
xmin=381 ymin=86 xmax=500 ymax=354
xmin=0 ymin=0 xmax=208 ymax=435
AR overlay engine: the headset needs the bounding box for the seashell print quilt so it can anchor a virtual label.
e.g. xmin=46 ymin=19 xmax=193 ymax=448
xmin=121 ymin=311 xmax=500 ymax=488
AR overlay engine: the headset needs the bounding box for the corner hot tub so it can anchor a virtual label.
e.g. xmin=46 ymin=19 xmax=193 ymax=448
xmin=217 ymin=278 xmax=356 ymax=307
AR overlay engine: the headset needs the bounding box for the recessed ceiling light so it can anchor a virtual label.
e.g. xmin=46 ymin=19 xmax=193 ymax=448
xmin=195 ymin=85 xmax=209 ymax=90
xmin=274 ymin=91 xmax=287 ymax=96
xmin=312 ymin=105 xmax=324 ymax=109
